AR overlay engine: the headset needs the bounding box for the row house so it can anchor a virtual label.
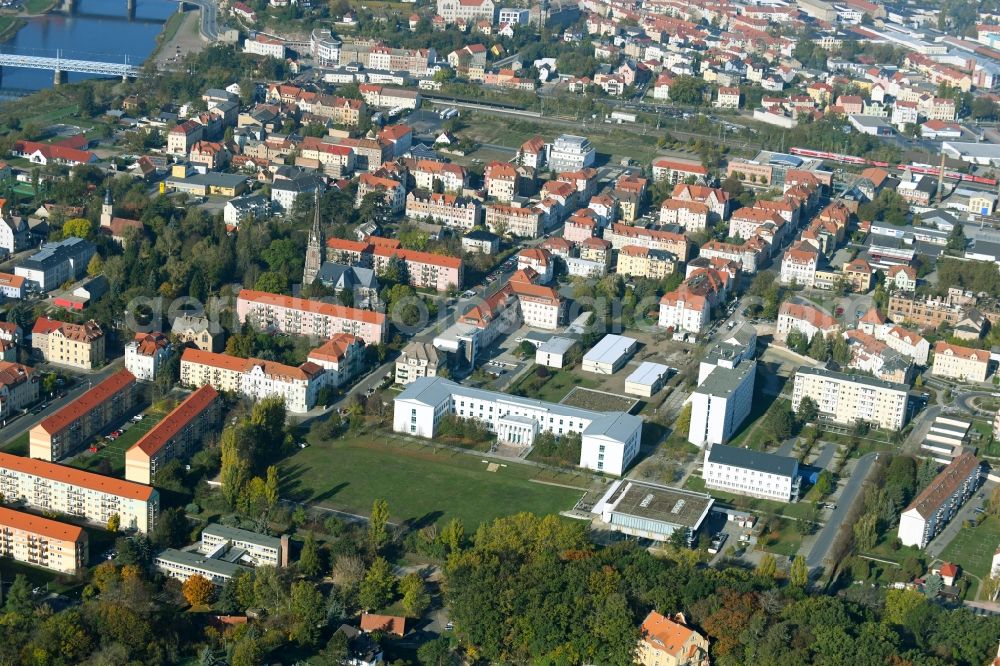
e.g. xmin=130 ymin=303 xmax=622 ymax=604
xmin=405 ymin=190 xmax=481 ymax=229
xmin=699 ymin=238 xmax=768 ymax=274
xmin=307 ymin=334 xmax=366 ymax=390
xmin=409 ymin=159 xmax=467 ymax=193
xmin=563 ymin=211 xmax=600 ymax=245
xmin=728 ymin=207 xmax=787 ymax=245
xmin=484 ymin=161 xmax=521 ymax=202
xmin=311 ymin=95 xmax=367 ymax=126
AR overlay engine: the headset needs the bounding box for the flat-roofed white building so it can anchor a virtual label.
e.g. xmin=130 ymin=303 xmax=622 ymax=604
xmin=393 ymin=377 xmax=642 ymax=475
xmin=200 ymin=524 xmax=287 ymax=568
xmin=688 ymin=360 xmax=756 ymax=447
xmin=624 ymin=362 xmax=670 ymax=397
xmin=703 ymin=443 xmax=800 ymax=502
xmin=591 ymin=480 xmax=713 ymax=543
xmin=154 ymin=548 xmax=250 ymax=585
xmin=791 ymin=366 xmax=909 ymax=431
xmin=582 ymin=334 xmax=637 ymax=374
xmin=922 ymin=415 xmax=970 ymax=463
xmin=535 ymin=336 xmax=577 ymax=369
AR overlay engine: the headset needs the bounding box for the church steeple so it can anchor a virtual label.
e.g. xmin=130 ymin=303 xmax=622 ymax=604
xmin=100 ymin=189 xmax=113 ymax=228
xmin=303 ymin=190 xmax=323 ymax=286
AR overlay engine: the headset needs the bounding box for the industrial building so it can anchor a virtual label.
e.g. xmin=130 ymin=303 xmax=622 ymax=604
xmin=624 ymin=362 xmax=671 ymax=398
xmin=581 ymin=334 xmax=637 ymax=374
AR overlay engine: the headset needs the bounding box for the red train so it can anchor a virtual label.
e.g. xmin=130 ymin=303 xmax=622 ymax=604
xmin=788 ymin=147 xmax=997 ymax=186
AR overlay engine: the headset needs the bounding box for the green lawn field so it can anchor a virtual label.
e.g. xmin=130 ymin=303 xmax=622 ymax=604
xmin=68 ymin=412 xmax=164 ymax=475
xmin=939 ymin=515 xmax=1000 ymax=583
xmin=280 ymin=430 xmax=586 ymax=529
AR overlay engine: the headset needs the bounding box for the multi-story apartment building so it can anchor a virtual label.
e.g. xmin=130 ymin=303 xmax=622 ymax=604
xmin=124 ymin=386 xmax=222 ymax=485
xmin=898 ymin=453 xmax=982 ymax=548
xmin=355 ymin=173 xmax=406 ymax=214
xmin=931 ymin=341 xmax=990 ymax=382
xmin=703 ymin=443 xmax=800 ymax=502
xmin=689 ymin=358 xmax=756 ymax=447
xmin=509 ymin=279 xmax=562 ymax=330
xmin=880 ymin=325 xmax=930 ymax=365
xmin=409 ymin=160 xmax=467 ymax=193
xmin=671 ymin=183 xmax=730 ymax=221
xmin=650 ymin=157 xmax=709 ymax=184
xmin=15 ymin=237 xmax=95 ymax=292
xmin=180 ymin=348 xmax=324 ymax=414
xmin=30 ymin=370 xmax=137 ymax=462
xmin=356 ymin=84 xmax=422 ymax=110
xmin=0 ymin=451 xmax=159 ymax=533
xmin=372 ymin=246 xmax=463 ymax=292
xmin=405 ymin=191 xmax=481 ymax=229
xmin=394 ymin=376 xmax=642 ymax=475
xmin=311 ymin=95 xmax=367 ymax=126
xmin=31 ymin=317 xmax=105 ymax=370
xmin=124 ymin=332 xmax=172 ymax=382
xmin=791 ymin=366 xmax=909 ymax=430
xmin=0 ymin=362 xmax=38 ymax=420
xmin=0 ymin=507 xmax=87 ymax=574
xmin=616 ymin=245 xmax=677 ymax=280
xmin=166 ymin=120 xmax=204 ymax=156
xmin=485 ymin=203 xmax=544 ymax=238
xmin=171 ymin=314 xmax=222 ymax=353
xmin=547 ymin=135 xmax=596 ymax=172
xmin=658 ymin=199 xmax=710 ymax=231
xmin=658 ymin=286 xmax=710 ymax=334
xmin=698 ymin=239 xmax=768 ymax=274
xmin=637 ymin=611 xmax=709 ymax=666
xmin=436 ymin=0 xmax=496 ymax=24
xmin=395 ymin=341 xmax=441 ymax=386
xmin=604 ymin=224 xmax=691 ymax=260
xmin=236 ymin=289 xmax=385 ymax=345
xmin=484 ymin=162 xmax=520 ymax=202
xmin=306 ymin=334 xmax=366 ymax=389
xmin=888 ymin=292 xmax=966 ymax=329
xmin=779 ymin=242 xmax=818 ymax=287
xmin=775 ymin=302 xmax=839 ymax=343
xmin=518 ymin=135 xmax=546 ymax=170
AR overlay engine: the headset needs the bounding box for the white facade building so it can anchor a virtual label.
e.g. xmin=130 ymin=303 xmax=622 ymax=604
xmin=703 ymin=444 xmax=800 ymax=502
xmin=393 ymin=377 xmax=642 ymax=475
xmin=124 ymin=332 xmax=172 ymax=382
xmin=897 ymin=453 xmax=982 ymax=548
xmin=547 ymin=135 xmax=596 ymax=173
xmin=688 ymin=360 xmax=756 ymax=447
xmin=791 ymin=366 xmax=909 ymax=431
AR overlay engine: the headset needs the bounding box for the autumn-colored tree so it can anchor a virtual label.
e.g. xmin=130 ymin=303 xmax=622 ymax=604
xmin=107 ymin=513 xmax=121 ymax=532
xmin=756 ymin=553 xmax=778 ymax=579
xmin=63 ymin=217 xmax=93 ymax=239
xmin=368 ymin=498 xmax=390 ymax=554
xmin=701 ymin=590 xmax=758 ymax=657
xmin=400 ymin=572 xmax=430 ymax=617
xmin=789 ymin=555 xmax=808 ymax=587
xmin=182 ymin=574 xmax=215 ymax=607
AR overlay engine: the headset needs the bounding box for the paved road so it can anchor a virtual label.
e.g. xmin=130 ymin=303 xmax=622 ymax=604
xmin=0 ymin=359 xmax=124 ymax=446
xmin=805 ymin=452 xmax=879 ymax=569
xmin=955 ymin=390 xmax=995 ymax=416
xmin=178 ymin=0 xmax=219 ymax=40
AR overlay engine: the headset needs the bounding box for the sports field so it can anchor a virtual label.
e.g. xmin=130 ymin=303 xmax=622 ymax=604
xmin=281 ymin=430 xmax=588 ymax=529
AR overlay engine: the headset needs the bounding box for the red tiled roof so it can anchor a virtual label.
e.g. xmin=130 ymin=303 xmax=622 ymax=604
xmin=0 ymin=506 xmax=85 ymax=542
xmin=36 ymin=370 xmax=136 ymax=437
xmin=129 ymin=385 xmax=219 ymax=457
xmin=0 ymin=450 xmax=154 ymax=501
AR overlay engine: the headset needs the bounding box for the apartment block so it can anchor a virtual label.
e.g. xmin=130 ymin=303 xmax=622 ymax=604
xmin=0 ymin=361 xmax=39 ymax=420
xmin=372 ymin=246 xmax=463 ymax=292
xmin=124 ymin=332 xmax=172 ymax=381
xmin=15 ymin=237 xmax=95 ymax=292
xmin=887 ymin=292 xmax=965 ymax=329
xmin=124 ymin=386 xmax=222 ymax=485
xmin=395 ymin=341 xmax=441 ymax=386
xmin=0 ymin=451 xmax=159 ymax=533
xmin=931 ymin=341 xmax=990 ymax=383
xmin=898 ymin=453 xmax=983 ymax=548
xmin=791 ymin=366 xmax=909 ymax=430
xmin=485 ymin=203 xmax=544 ymax=238
xmin=405 ymin=191 xmax=480 ymax=230
xmin=30 ymin=370 xmax=137 ymax=462
xmin=658 ymin=199 xmax=710 ymax=232
xmin=604 ymin=224 xmax=691 ymax=260
xmin=306 ymin=334 xmax=366 ymax=389
xmin=688 ymin=359 xmax=756 ymax=447
xmin=616 ymin=245 xmax=677 ymax=280
xmin=31 ymin=317 xmax=105 ymax=370
xmin=236 ymin=289 xmax=385 ymax=345
xmin=775 ymin=302 xmax=839 ymax=343
xmin=180 ymin=348 xmax=323 ymax=414
xmin=703 ymin=444 xmax=800 ymax=502
xmin=0 ymin=507 xmax=87 ymax=575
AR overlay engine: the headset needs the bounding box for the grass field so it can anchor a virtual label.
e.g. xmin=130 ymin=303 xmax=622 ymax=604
xmin=23 ymin=0 xmax=57 ymax=14
xmin=281 ymin=430 xmax=586 ymax=529
xmin=68 ymin=412 xmax=164 ymax=475
xmin=683 ymin=475 xmax=818 ymax=523
xmin=2 ymin=432 xmax=28 ymax=455
xmin=561 ymin=387 xmax=639 ymax=413
xmin=939 ymin=515 xmax=1000 ymax=583
xmin=510 ymin=367 xmax=598 ymax=403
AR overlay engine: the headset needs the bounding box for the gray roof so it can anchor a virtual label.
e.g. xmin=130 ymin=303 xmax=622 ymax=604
xmin=795 ymin=365 xmax=909 ymax=392
xmin=707 ymin=443 xmax=798 ymax=478
xmin=537 ymin=336 xmax=577 ymax=355
xmin=154 ymin=548 xmax=250 ymax=579
xmin=584 ymin=411 xmax=644 ymax=442
xmin=626 ymin=361 xmax=669 ymax=387
xmin=598 ymin=480 xmax=713 ymax=530
xmin=968 ymin=240 xmax=1000 ymax=260
xmin=317 ymin=262 xmax=377 ymax=290
xmin=202 ymin=524 xmax=281 ymax=551
xmin=583 ymin=334 xmax=637 ymax=365
xmin=400 ymin=341 xmax=439 ymax=365
xmin=20 ymin=237 xmax=94 ymax=270
xmin=696 ymin=360 xmax=755 ymax=398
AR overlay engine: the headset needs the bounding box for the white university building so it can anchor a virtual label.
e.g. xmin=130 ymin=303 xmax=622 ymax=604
xmin=393 ymin=377 xmax=642 ymax=475
xmin=688 ymin=324 xmax=757 ymax=447
xmin=703 ymin=444 xmax=800 ymax=503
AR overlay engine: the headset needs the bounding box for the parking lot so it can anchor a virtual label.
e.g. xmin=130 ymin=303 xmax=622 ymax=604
xmin=68 ymin=412 xmax=161 ymax=474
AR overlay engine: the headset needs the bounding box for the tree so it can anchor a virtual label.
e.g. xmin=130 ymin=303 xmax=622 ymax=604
xmin=853 ymin=512 xmax=878 ymax=552
xmin=789 ymin=555 xmax=808 ymax=587
xmin=756 ymin=553 xmax=778 ymax=579
xmin=254 ymin=271 xmax=287 ymax=294
xmin=441 ymin=516 xmax=465 ymax=555
xmin=988 ymin=484 xmax=1000 ymax=518
xmin=762 ymin=405 xmax=793 ymax=443
xmin=107 ymin=513 xmax=121 ymax=533
xmin=807 ymin=333 xmax=830 ymax=361
xmin=923 ymin=573 xmax=943 ymax=598
xmin=669 ymin=75 xmax=707 ymax=105
xmin=400 ymin=572 xmax=430 ymax=618
xmin=230 ymin=638 xmax=263 ymax=666
xmin=668 ymin=526 xmax=690 ymax=548
xmin=289 ymin=581 xmax=326 ymax=646
xmin=152 ymin=507 xmax=189 ymax=548
xmin=182 ymin=574 xmax=215 ymax=607
xmin=947 ymin=222 xmax=967 ymax=251
xmin=4 ymin=574 xmax=34 ymax=615
xmin=358 ymin=556 xmax=396 ymax=611
xmin=220 ymin=425 xmax=251 ymax=509
xmin=63 ymin=217 xmax=93 ymax=239
xmin=786 ymin=329 xmax=810 ymax=355
xmin=673 ymin=404 xmax=692 ymax=439
xmin=368 ymin=498 xmax=390 ymax=554
xmin=87 ymin=254 xmax=104 ymax=277
xmin=796 ymin=396 xmax=819 ymax=424
xmin=884 ymin=588 xmax=926 ymax=625
xmin=299 ymin=532 xmax=321 ymax=579
xmin=417 ymin=637 xmax=456 ymax=666
xmin=831 ymin=336 xmax=852 ymax=366
xmin=323 ymin=631 xmax=350 ymax=663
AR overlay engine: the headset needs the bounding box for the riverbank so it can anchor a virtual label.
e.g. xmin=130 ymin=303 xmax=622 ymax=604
xmin=151 ymin=8 xmax=207 ymax=67
xmin=0 ymin=16 xmax=24 ymax=42
xmin=22 ymin=0 xmax=59 ymax=14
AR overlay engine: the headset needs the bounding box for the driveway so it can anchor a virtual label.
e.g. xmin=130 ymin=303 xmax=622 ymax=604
xmin=804 ymin=452 xmax=879 ymax=569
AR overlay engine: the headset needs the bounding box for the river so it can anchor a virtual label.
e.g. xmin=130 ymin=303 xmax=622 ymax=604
xmin=0 ymin=0 xmax=174 ymax=92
